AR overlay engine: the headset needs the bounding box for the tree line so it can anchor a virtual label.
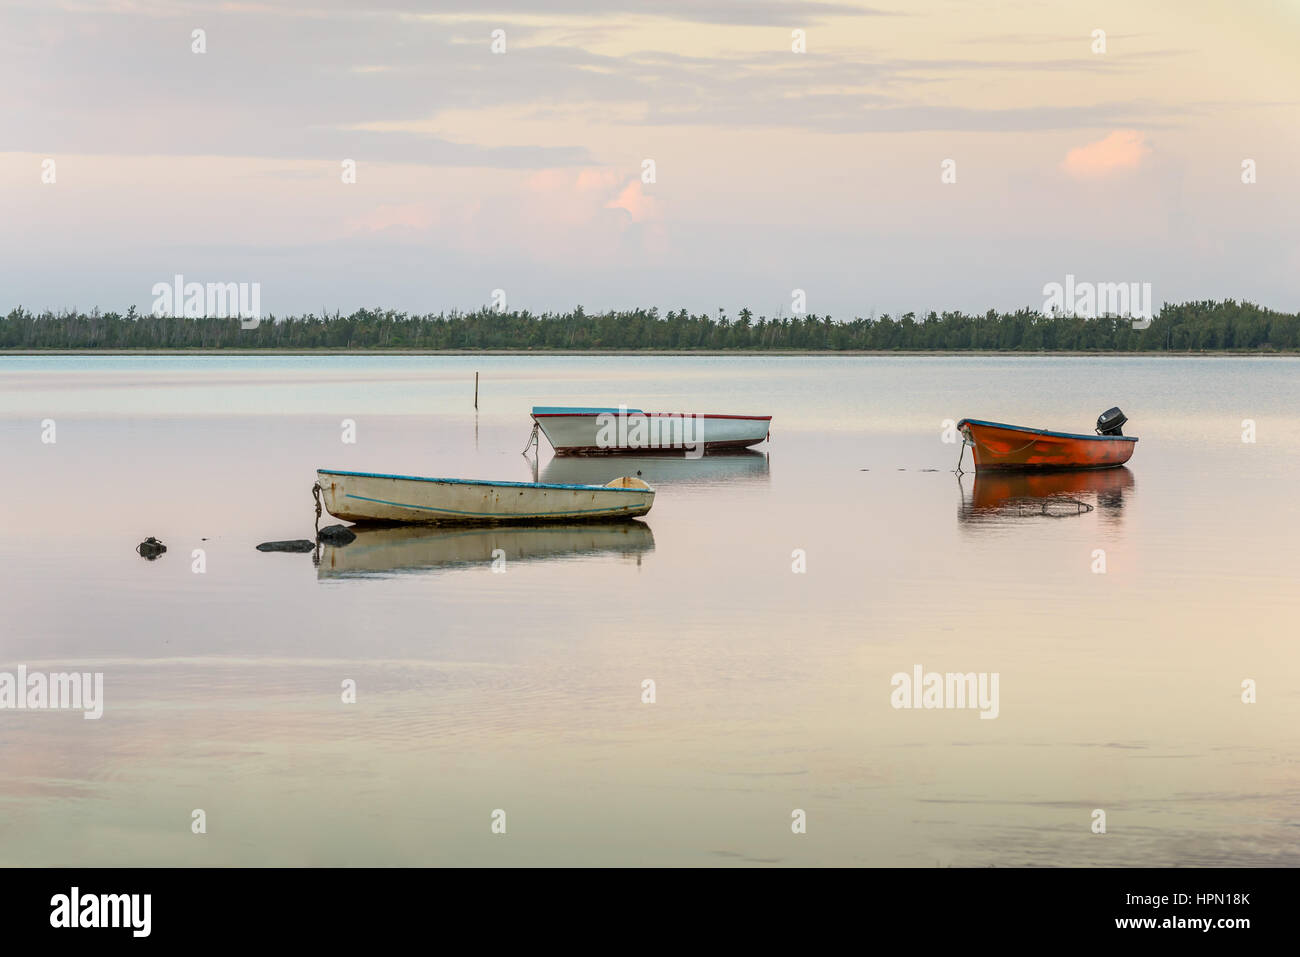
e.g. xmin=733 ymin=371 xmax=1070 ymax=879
xmin=3 ymin=300 xmax=1298 ymax=351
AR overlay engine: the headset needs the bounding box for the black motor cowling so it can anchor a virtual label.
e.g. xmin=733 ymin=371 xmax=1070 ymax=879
xmin=1096 ymin=407 xmax=1127 ymax=436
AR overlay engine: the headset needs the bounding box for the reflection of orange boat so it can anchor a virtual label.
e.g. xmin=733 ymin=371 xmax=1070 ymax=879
xmin=959 ymin=467 xmax=1134 ymax=525
xmin=969 ymin=467 xmax=1135 ymax=511
xmin=957 ymin=410 xmax=1137 ymax=471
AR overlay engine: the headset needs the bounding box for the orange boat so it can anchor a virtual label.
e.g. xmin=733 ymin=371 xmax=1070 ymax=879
xmin=956 ymin=408 xmax=1137 ymax=472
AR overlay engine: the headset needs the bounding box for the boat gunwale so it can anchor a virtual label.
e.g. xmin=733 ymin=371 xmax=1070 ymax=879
xmin=532 ymin=408 xmax=771 ymax=421
xmin=339 ymin=492 xmax=649 ymax=520
xmin=317 ymin=469 xmax=655 ymax=494
xmin=956 ymin=418 xmax=1139 ymax=443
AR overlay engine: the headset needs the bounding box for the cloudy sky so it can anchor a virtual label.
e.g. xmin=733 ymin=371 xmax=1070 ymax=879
xmin=2 ymin=0 xmax=1297 ymax=318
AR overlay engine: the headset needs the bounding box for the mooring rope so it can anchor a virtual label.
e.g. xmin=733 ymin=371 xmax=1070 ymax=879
xmin=311 ymin=482 xmax=325 ymax=566
xmin=520 ymin=422 xmax=539 ymax=456
xmin=312 ymin=482 xmax=323 ymax=534
xmin=972 ymin=435 xmax=1040 ymax=458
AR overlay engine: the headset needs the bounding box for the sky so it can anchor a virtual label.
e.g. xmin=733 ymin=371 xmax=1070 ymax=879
xmin=1 ymin=0 xmax=1297 ymax=319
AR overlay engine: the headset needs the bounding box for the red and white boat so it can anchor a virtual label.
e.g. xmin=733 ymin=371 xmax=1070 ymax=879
xmin=956 ymin=408 xmax=1137 ymax=472
xmin=531 ymin=406 xmax=771 ymax=456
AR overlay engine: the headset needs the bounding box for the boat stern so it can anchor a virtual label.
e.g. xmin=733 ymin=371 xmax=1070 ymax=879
xmin=605 ymin=476 xmax=655 ymax=516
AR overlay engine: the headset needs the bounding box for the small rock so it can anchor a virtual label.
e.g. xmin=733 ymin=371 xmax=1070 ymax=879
xmin=317 ymin=524 xmax=356 ymax=546
xmin=256 ymin=540 xmax=315 ymax=553
xmin=136 ymin=536 xmax=167 ymax=560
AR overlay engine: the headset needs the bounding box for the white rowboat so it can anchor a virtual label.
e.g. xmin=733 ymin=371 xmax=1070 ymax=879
xmin=531 ymin=406 xmax=771 ymax=455
xmin=316 ymin=469 xmax=654 ymax=525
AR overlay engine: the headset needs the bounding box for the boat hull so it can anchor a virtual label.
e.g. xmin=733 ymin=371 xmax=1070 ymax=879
xmin=316 ymin=469 xmax=654 ymax=525
xmin=957 ymin=419 xmax=1137 ymax=471
xmin=531 ymin=407 xmax=771 ymax=455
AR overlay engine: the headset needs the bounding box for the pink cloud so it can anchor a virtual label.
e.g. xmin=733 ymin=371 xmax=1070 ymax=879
xmin=345 ymin=199 xmax=481 ymax=237
xmin=519 ymin=167 xmax=630 ymax=228
xmin=347 ymin=203 xmax=436 ymax=233
xmin=335 ymin=168 xmax=667 ymax=263
xmin=1061 ymin=130 xmax=1151 ymax=179
xmin=519 ymin=168 xmax=661 ymax=227
xmin=525 ymin=167 xmax=620 ymax=195
xmin=604 ymin=179 xmax=659 ymax=223
xmin=575 ymin=168 xmax=622 ymax=191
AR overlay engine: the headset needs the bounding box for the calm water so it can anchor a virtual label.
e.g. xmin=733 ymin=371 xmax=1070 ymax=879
xmin=1 ymin=356 xmax=1297 ymax=866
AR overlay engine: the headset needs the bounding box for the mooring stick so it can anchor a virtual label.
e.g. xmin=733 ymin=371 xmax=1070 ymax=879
xmin=474 ymin=371 xmax=478 ymax=410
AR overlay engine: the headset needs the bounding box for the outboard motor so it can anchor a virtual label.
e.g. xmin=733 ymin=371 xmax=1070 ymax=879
xmin=1096 ymin=407 xmax=1127 ymax=436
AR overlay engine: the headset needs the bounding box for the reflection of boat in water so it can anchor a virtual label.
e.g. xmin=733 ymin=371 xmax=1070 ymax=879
xmin=317 ymin=522 xmax=655 ymax=578
xmin=959 ymin=467 xmax=1134 ymax=523
xmin=541 ymin=450 xmax=770 ymax=488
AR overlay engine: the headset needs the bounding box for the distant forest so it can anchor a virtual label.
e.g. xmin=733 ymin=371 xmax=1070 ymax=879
xmin=4 ymin=300 xmax=1298 ymax=351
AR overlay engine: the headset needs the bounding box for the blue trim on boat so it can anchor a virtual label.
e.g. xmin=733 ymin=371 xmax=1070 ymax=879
xmin=342 ymin=493 xmax=643 ymax=519
xmin=956 ymin=419 xmax=1138 ymax=442
xmin=531 ymin=406 xmax=644 ymax=415
xmin=318 ymin=469 xmax=649 ymax=492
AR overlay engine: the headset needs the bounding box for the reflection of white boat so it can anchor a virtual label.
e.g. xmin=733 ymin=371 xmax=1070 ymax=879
xmin=541 ymin=450 xmax=770 ymax=487
xmin=531 ymin=406 xmax=771 ymax=455
xmin=316 ymin=469 xmax=654 ymax=524
xmin=318 ymin=523 xmax=655 ymax=578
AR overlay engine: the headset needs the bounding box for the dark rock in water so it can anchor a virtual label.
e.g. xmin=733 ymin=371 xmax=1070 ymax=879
xmin=317 ymin=524 xmax=356 ymax=546
xmin=256 ymin=540 xmax=315 ymax=553
xmin=136 ymin=536 xmax=167 ymax=560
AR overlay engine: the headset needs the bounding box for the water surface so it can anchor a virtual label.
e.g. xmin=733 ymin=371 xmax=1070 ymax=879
xmin=1 ymin=356 xmax=1297 ymax=866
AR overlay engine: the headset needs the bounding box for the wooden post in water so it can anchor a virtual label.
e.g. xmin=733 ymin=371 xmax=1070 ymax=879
xmin=474 ymin=372 xmax=479 ymax=410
